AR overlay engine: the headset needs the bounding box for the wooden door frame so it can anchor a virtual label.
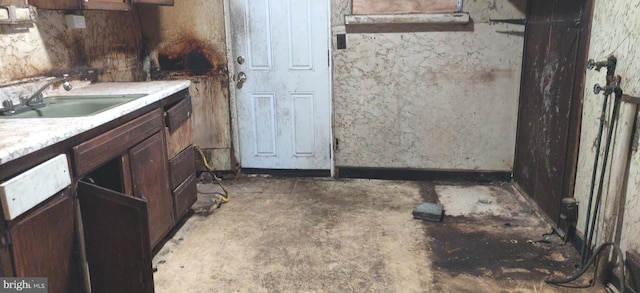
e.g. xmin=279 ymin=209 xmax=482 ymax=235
xmin=223 ymin=0 xmax=334 ymax=175
xmin=562 ymin=0 xmax=595 ymax=203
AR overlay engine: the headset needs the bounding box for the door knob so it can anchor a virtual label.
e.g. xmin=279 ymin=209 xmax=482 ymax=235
xmin=237 ymin=72 xmax=247 ymax=89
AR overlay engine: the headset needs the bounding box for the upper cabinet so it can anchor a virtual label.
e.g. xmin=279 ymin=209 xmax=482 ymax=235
xmin=30 ymin=0 xmax=173 ymax=11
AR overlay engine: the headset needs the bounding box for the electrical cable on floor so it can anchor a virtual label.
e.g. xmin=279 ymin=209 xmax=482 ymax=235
xmin=546 ymin=242 xmax=625 ymax=293
xmin=194 ymin=144 xmax=230 ymax=203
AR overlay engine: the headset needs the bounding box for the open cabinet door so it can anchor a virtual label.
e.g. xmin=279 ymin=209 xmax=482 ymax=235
xmin=77 ymin=181 xmax=154 ymax=293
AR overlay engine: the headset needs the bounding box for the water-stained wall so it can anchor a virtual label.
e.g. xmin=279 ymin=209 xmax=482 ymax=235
xmin=331 ymin=0 xmax=525 ymax=171
xmin=574 ymin=0 xmax=640 ymax=256
xmin=138 ymin=1 xmax=233 ymax=171
xmin=0 ymin=9 xmax=144 ymax=85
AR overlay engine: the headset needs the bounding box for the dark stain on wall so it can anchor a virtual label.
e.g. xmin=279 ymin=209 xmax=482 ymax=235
xmin=158 ymin=45 xmax=213 ymax=74
xmin=154 ymin=35 xmax=227 ymax=77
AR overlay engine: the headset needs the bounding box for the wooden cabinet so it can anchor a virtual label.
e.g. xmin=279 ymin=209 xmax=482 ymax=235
xmin=74 ymin=108 xmax=174 ymax=249
xmin=30 ymin=0 xmax=173 ymax=10
xmin=0 ymin=88 xmax=194 ymax=293
xmin=5 ymin=188 xmax=83 ymax=293
xmin=73 ymin=109 xmax=168 ymax=291
xmin=164 ymin=95 xmax=197 ymax=220
xmin=70 ymin=90 xmax=194 ymax=292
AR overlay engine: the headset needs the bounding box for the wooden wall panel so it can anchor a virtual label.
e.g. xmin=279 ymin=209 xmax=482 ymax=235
xmin=190 ymin=76 xmax=231 ymax=150
xmin=513 ymin=0 xmax=590 ymax=225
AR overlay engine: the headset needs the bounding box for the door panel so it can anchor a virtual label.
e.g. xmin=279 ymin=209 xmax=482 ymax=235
xmin=77 ymin=181 xmax=153 ymax=293
xmin=252 ymin=93 xmax=277 ymax=156
xmin=231 ymin=0 xmax=331 ymax=170
xmin=293 ymin=94 xmax=315 ymax=155
xmin=513 ymin=0 xmax=591 ymax=224
xmin=288 ymin=1 xmax=312 ymax=69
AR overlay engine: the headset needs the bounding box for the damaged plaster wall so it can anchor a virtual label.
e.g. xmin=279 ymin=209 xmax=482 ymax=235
xmin=0 ymin=9 xmax=144 ymax=85
xmin=331 ymin=0 xmax=525 ymax=171
xmin=138 ymin=1 xmax=233 ymax=171
xmin=574 ymin=1 xmax=640 ymax=255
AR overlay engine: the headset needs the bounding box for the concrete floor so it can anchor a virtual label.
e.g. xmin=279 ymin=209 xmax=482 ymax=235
xmin=153 ymin=176 xmax=604 ymax=292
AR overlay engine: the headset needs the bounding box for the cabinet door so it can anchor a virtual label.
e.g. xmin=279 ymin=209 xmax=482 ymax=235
xmin=129 ymin=132 xmax=174 ymax=248
xmin=8 ymin=188 xmax=83 ymax=293
xmin=77 ymin=181 xmax=154 ymax=293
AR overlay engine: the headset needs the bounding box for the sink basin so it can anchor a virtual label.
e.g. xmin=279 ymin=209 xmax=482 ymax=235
xmin=0 ymin=94 xmax=146 ymax=119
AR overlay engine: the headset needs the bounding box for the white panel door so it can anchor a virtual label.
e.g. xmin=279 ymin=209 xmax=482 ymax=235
xmin=230 ymin=0 xmax=331 ymax=170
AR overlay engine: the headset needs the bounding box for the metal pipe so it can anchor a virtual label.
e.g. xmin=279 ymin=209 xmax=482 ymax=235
xmin=580 ymin=91 xmax=611 ymax=267
xmin=580 ymin=56 xmax=617 ymax=267
xmin=583 ymin=87 xmax=623 ymax=266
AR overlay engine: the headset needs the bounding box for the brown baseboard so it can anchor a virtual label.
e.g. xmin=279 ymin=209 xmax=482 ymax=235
xmin=335 ymin=166 xmax=511 ymax=182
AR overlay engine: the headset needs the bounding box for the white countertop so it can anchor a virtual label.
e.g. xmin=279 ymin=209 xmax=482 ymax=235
xmin=0 ymin=80 xmax=190 ymax=165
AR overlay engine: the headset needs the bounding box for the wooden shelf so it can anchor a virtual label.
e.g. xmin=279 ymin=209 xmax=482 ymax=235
xmin=345 ymin=13 xmax=470 ymax=33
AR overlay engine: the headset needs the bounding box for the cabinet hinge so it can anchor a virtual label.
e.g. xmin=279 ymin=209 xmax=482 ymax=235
xmin=0 ymin=230 xmax=11 ymax=247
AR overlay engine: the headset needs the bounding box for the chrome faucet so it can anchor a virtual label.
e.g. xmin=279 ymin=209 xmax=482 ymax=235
xmin=22 ymin=75 xmax=73 ymax=106
xmin=0 ymin=75 xmax=73 ymax=116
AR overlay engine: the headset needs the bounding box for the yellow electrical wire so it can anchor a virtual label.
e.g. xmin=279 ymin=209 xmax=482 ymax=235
xmin=194 ymin=144 xmax=230 ymax=203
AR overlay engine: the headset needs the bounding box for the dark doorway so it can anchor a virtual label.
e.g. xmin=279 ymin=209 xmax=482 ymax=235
xmin=513 ymin=0 xmax=594 ymax=226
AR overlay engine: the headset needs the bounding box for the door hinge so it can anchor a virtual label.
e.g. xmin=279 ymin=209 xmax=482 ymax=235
xmin=327 ymin=50 xmax=330 ymax=67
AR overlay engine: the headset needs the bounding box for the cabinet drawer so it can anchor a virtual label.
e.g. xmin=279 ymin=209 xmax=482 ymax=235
xmin=165 ymin=116 xmax=192 ymax=159
xmin=169 ymin=146 xmax=195 ymax=190
xmin=0 ymin=154 xmax=71 ymax=220
xmin=73 ymin=109 xmax=163 ymax=177
xmin=164 ymin=96 xmax=192 ymax=132
xmin=165 ymin=95 xmax=193 ymax=158
xmin=173 ymin=174 xmax=196 ymax=220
